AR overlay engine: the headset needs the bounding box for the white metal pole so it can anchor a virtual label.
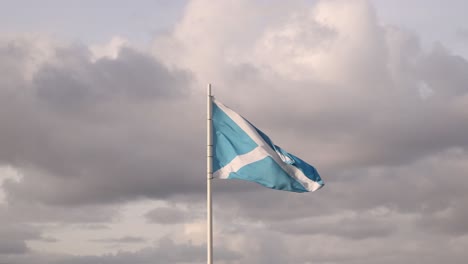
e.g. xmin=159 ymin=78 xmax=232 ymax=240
xmin=207 ymin=83 xmax=213 ymax=264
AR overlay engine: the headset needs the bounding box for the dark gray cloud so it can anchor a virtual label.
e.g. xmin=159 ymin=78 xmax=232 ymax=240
xmin=0 ymin=223 xmax=40 ymax=255
xmin=0 ymin=38 xmax=204 ymax=207
xmin=456 ymin=27 xmax=468 ymax=41
xmin=75 ymin=224 xmax=110 ymax=230
xmin=417 ymin=207 xmax=468 ymax=236
xmin=0 ymin=202 xmax=119 ymax=223
xmin=0 ymin=238 xmax=241 ymax=264
xmin=145 ymin=206 xmax=189 ymax=224
xmin=90 ymin=236 xmax=146 ymax=244
xmin=418 ymin=44 xmax=468 ymax=97
xmin=37 ymin=237 xmax=59 ymax=243
xmin=34 ymin=46 xmax=189 ymax=112
xmin=0 ymin=240 xmax=28 ymax=255
xmin=269 ymin=215 xmax=394 ymax=240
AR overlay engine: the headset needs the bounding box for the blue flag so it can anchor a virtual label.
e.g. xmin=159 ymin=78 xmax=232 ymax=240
xmin=212 ymin=98 xmax=324 ymax=192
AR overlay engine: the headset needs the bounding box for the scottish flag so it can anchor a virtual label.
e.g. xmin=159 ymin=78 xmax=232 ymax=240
xmin=212 ymin=98 xmax=324 ymax=192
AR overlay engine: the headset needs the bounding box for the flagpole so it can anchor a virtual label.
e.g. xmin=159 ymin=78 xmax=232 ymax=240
xmin=207 ymin=83 xmax=213 ymax=264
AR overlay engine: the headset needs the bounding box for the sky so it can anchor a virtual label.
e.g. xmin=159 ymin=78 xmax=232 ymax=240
xmin=1 ymin=0 xmax=468 ymax=263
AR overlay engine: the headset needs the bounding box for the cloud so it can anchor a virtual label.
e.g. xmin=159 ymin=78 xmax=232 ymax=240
xmin=0 ymin=238 xmax=241 ymax=264
xmin=90 ymin=236 xmax=146 ymax=244
xmin=0 ymin=223 xmax=40 ymax=255
xmin=0 ymin=202 xmax=119 ymax=223
xmin=456 ymin=27 xmax=468 ymax=42
xmin=34 ymin=46 xmax=189 ymax=111
xmin=2 ymin=0 xmax=468 ymax=263
xmin=0 ymin=36 xmax=203 ymax=206
xmin=269 ymin=212 xmax=395 ymax=240
xmin=145 ymin=206 xmax=197 ymax=224
xmin=1 ymin=0 xmax=466 ymax=211
xmin=37 ymin=237 xmax=59 ymax=243
xmin=418 ymin=44 xmax=468 ymax=97
xmin=152 ymin=0 xmax=468 ymax=173
xmin=150 ymin=0 xmax=468 ymax=262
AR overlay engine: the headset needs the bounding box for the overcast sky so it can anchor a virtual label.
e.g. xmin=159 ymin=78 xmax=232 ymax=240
xmin=1 ymin=0 xmax=468 ymax=263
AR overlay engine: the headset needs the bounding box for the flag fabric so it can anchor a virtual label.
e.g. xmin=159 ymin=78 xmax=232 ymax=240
xmin=212 ymin=98 xmax=324 ymax=192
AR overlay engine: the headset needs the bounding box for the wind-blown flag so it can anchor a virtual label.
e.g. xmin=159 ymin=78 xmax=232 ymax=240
xmin=212 ymin=98 xmax=324 ymax=192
